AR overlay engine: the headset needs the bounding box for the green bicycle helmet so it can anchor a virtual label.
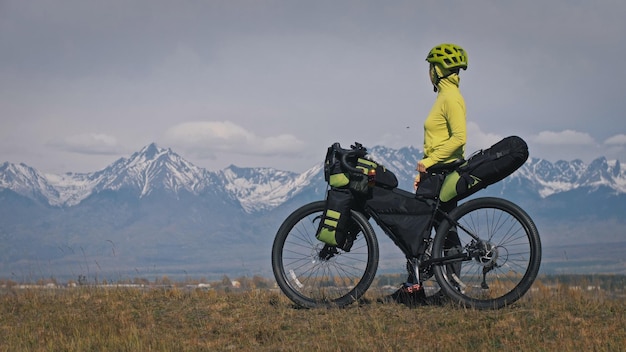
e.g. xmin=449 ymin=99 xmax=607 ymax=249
xmin=426 ymin=43 xmax=468 ymax=70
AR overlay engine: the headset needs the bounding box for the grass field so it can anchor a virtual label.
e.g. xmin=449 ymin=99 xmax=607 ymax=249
xmin=1 ymin=277 xmax=625 ymax=351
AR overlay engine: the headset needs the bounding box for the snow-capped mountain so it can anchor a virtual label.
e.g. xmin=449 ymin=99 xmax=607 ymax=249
xmin=1 ymin=144 xmax=323 ymax=211
xmin=89 ymin=143 xmax=213 ymax=197
xmin=519 ymin=157 xmax=625 ymax=198
xmin=1 ymin=142 xmax=625 ymax=279
xmin=1 ymin=143 xmax=625 ymax=211
xmin=27 ymin=143 xmax=217 ymax=206
xmin=0 ymin=162 xmax=61 ymax=204
xmin=219 ymin=164 xmax=324 ymax=212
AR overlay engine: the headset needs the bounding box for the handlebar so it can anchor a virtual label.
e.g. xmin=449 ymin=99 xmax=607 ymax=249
xmin=340 ymin=151 xmax=364 ymax=174
xmin=332 ymin=142 xmax=368 ymax=174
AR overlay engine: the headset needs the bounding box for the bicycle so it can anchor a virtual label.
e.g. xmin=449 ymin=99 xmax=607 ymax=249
xmin=271 ymin=142 xmax=542 ymax=310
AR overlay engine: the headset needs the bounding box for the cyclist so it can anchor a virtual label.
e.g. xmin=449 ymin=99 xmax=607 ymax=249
xmin=382 ymin=43 xmax=468 ymax=306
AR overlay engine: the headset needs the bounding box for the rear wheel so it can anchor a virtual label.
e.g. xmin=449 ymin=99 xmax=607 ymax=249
xmin=432 ymin=197 xmax=541 ymax=309
xmin=271 ymin=201 xmax=379 ymax=308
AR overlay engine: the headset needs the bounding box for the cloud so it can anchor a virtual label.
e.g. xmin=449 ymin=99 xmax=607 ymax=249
xmin=530 ymin=130 xmax=596 ymax=146
xmin=605 ymin=134 xmax=626 ymax=145
xmin=162 ymin=121 xmax=306 ymax=158
xmin=523 ymin=130 xmax=617 ymax=162
xmin=466 ymin=122 xmax=503 ymax=152
xmin=2 ymin=1 xmax=626 ymax=172
xmin=48 ymin=133 xmax=122 ymax=155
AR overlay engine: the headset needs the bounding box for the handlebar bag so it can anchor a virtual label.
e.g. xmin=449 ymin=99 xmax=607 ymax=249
xmin=324 ymin=145 xmax=351 ymax=188
xmin=324 ymin=144 xmax=372 ymax=188
xmin=439 ymin=136 xmax=529 ymax=203
xmin=367 ymin=187 xmax=435 ymax=257
xmin=323 ymin=142 xmax=398 ymax=191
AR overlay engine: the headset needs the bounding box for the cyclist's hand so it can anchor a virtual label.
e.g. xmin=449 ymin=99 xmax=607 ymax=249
xmin=416 ymin=161 xmax=426 ymax=173
xmin=413 ymin=173 xmax=420 ymax=191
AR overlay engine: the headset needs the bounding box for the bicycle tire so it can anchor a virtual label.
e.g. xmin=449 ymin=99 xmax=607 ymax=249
xmin=432 ymin=197 xmax=541 ymax=309
xmin=271 ymin=201 xmax=379 ymax=308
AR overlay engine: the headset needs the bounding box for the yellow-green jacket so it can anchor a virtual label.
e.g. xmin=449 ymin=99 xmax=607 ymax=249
xmin=421 ymin=74 xmax=466 ymax=169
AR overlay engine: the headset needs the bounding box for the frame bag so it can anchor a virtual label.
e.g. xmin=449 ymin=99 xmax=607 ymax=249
xmin=439 ymin=136 xmax=529 ymax=203
xmin=367 ymin=187 xmax=435 ymax=257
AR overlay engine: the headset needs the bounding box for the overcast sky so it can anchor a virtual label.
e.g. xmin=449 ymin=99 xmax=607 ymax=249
xmin=1 ymin=0 xmax=625 ymax=174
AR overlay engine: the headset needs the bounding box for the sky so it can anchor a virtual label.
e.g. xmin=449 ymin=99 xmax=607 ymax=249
xmin=1 ymin=0 xmax=625 ymax=174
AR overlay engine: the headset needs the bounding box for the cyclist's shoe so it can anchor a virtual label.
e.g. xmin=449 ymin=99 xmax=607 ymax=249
xmin=377 ymin=283 xmax=427 ymax=307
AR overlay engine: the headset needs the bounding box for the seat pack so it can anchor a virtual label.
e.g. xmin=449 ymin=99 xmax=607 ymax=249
xmin=439 ymin=136 xmax=529 ymax=203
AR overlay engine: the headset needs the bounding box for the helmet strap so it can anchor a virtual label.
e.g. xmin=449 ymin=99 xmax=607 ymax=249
xmin=431 ymin=65 xmax=460 ymax=92
xmin=430 ymin=64 xmax=440 ymax=92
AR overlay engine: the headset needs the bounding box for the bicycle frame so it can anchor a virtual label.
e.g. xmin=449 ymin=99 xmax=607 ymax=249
xmin=364 ymin=196 xmax=481 ymax=286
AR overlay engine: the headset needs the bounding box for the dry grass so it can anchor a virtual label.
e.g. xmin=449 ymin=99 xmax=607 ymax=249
xmin=1 ymin=280 xmax=625 ymax=351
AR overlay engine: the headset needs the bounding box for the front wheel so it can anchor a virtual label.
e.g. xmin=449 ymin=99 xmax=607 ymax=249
xmin=271 ymin=201 xmax=379 ymax=308
xmin=432 ymin=197 xmax=541 ymax=309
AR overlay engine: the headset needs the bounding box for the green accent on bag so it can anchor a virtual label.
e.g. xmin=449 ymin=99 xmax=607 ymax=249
xmin=356 ymin=158 xmax=377 ymax=173
xmin=316 ymin=209 xmax=342 ymax=245
xmin=329 ymin=173 xmax=350 ymax=187
xmin=348 ymin=158 xmax=378 ymax=194
xmin=439 ymin=171 xmax=480 ymax=202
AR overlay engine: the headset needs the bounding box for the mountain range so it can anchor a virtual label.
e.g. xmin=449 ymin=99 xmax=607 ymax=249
xmin=1 ymin=142 xmax=625 ymax=282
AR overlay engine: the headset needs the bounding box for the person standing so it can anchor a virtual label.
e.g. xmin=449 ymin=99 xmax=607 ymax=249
xmin=382 ymin=43 xmax=468 ymax=306
xmin=415 ymin=43 xmax=468 ymax=187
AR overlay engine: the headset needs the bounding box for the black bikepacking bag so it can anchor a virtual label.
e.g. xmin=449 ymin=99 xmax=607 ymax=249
xmin=439 ymin=136 xmax=529 ymax=203
xmin=367 ymin=187 xmax=435 ymax=257
xmin=324 ymin=144 xmax=353 ymax=188
xmin=352 ymin=162 xmax=400 ymax=192
xmin=374 ymin=164 xmax=399 ymax=189
xmin=323 ymin=143 xmax=375 ymax=193
xmin=415 ymin=171 xmax=445 ymax=199
xmin=316 ymin=187 xmax=354 ymax=250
